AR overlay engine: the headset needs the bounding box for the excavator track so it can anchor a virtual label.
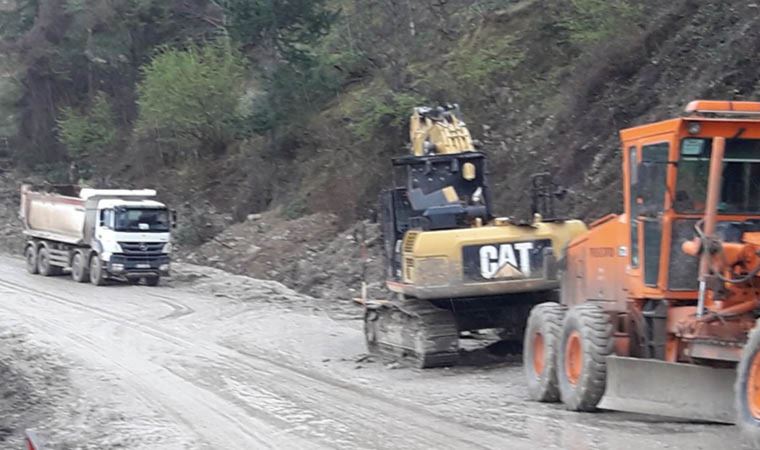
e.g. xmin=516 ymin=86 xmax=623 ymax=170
xmin=364 ymin=297 xmax=459 ymax=368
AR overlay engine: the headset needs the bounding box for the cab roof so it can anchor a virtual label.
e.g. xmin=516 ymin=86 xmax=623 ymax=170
xmin=80 ymin=188 xmax=156 ymax=199
xmin=620 ymin=100 xmax=760 ymax=142
xmin=97 ymin=199 xmax=166 ymax=209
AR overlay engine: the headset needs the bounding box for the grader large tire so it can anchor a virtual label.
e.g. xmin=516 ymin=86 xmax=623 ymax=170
xmin=735 ymin=319 xmax=760 ymax=445
xmin=523 ymin=302 xmax=565 ymax=402
xmin=558 ymin=303 xmax=613 ymax=411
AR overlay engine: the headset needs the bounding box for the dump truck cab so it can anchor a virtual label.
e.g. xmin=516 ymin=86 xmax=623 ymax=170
xmin=89 ymin=195 xmax=173 ymax=277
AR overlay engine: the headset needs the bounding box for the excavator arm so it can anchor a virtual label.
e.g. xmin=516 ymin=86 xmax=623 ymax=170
xmin=410 ymin=104 xmax=474 ymax=156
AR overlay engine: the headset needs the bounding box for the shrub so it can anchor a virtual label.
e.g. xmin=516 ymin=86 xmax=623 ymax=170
xmin=351 ymin=91 xmax=425 ymax=141
xmin=562 ymin=0 xmax=641 ymax=44
xmin=57 ymin=92 xmax=117 ymax=160
xmin=450 ymin=36 xmax=525 ymax=87
xmin=135 ymin=40 xmax=248 ymax=157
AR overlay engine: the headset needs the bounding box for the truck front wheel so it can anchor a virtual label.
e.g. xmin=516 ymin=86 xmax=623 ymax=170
xmin=89 ymin=255 xmax=107 ymax=286
xmin=71 ymin=251 xmax=90 ymax=283
xmin=25 ymin=245 xmax=39 ymax=275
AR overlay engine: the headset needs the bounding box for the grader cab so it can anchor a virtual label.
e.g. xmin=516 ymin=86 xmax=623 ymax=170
xmin=523 ymin=100 xmax=760 ymax=436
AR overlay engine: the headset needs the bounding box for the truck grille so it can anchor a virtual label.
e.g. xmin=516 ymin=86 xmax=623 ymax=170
xmin=119 ymin=242 xmax=165 ymax=256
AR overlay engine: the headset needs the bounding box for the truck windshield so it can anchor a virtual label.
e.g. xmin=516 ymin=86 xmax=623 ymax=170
xmin=675 ymin=138 xmax=760 ymax=214
xmin=114 ymin=208 xmax=170 ymax=232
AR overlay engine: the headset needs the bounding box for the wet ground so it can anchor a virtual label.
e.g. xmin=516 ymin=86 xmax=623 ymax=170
xmin=0 ymin=254 xmax=752 ymax=449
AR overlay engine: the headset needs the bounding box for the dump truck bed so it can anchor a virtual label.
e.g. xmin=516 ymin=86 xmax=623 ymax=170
xmin=20 ymin=186 xmax=87 ymax=245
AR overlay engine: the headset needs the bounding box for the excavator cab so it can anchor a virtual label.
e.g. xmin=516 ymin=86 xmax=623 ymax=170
xmin=381 ymin=151 xmax=492 ymax=280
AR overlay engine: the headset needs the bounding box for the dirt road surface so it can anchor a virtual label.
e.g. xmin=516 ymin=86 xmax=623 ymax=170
xmin=0 ymin=254 xmax=752 ymax=449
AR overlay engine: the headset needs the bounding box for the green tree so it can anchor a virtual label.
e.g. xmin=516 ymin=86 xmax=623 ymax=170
xmin=0 ymin=0 xmax=39 ymax=40
xmin=220 ymin=0 xmax=337 ymax=61
xmin=135 ymin=40 xmax=247 ymax=157
xmin=57 ymin=91 xmax=117 ymax=159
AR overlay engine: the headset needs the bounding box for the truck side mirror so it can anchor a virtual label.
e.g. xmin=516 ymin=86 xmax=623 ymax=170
xmin=171 ymin=210 xmax=178 ymax=229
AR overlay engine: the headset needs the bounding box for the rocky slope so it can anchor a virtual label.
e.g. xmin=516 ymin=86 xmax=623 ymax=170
xmin=0 ymin=171 xmax=21 ymax=254
xmin=182 ymin=212 xmax=387 ymax=304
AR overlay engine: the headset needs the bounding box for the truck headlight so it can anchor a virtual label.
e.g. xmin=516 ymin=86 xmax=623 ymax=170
xmin=162 ymin=243 xmax=172 ymax=254
xmin=159 ymin=264 xmax=170 ymax=272
xmin=102 ymin=242 xmax=122 ymax=255
xmin=111 ymin=263 xmax=125 ymax=272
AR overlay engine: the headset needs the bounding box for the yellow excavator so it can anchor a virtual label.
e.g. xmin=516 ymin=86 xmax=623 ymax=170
xmin=365 ymin=105 xmax=587 ymax=367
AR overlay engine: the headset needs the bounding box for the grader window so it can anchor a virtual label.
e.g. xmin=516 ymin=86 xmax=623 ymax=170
xmin=628 ymin=146 xmax=639 ymax=268
xmin=639 ymin=143 xmax=669 ymax=286
xmin=675 ymin=138 xmax=760 ymax=214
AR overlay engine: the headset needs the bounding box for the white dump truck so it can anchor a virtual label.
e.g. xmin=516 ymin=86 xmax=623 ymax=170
xmin=20 ymin=184 xmax=175 ymax=286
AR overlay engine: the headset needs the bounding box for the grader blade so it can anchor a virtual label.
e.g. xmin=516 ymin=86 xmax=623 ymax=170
xmin=599 ymin=356 xmax=736 ymax=424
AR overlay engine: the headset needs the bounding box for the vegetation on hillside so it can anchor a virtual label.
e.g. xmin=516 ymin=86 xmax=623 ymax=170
xmin=3 ymin=0 xmax=760 ymax=242
xmin=135 ymin=41 xmax=248 ymax=158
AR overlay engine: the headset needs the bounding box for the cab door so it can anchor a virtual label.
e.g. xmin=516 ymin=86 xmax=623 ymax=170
xmin=636 ymin=141 xmax=671 ymax=287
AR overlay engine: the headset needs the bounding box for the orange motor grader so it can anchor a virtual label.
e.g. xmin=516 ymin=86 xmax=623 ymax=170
xmin=523 ymin=100 xmax=760 ymax=436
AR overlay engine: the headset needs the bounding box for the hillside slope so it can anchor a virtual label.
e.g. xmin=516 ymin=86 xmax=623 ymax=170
xmin=292 ymin=0 xmax=760 ymax=222
xmin=2 ymin=1 xmax=760 ymax=234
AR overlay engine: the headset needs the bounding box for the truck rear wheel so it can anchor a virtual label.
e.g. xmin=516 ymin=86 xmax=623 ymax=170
xmin=523 ymin=302 xmax=565 ymax=402
xmin=71 ymin=251 xmax=90 ymax=283
xmin=735 ymin=319 xmax=760 ymax=444
xmin=89 ymin=255 xmax=107 ymax=286
xmin=558 ymin=304 xmax=613 ymax=411
xmin=37 ymin=246 xmax=62 ymax=276
xmin=25 ymin=245 xmax=38 ymax=275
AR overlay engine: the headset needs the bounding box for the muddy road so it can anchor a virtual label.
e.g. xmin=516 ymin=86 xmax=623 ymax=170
xmin=0 ymin=254 xmax=750 ymax=449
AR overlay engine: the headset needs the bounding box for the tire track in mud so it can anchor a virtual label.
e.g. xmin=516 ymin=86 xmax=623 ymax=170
xmin=0 ymin=284 xmax=287 ymax=449
xmin=141 ymin=291 xmax=197 ymax=320
xmin=0 ymin=278 xmax=528 ymax=449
